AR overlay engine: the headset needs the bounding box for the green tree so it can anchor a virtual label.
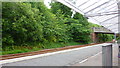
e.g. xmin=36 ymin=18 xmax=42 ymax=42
xmin=51 ymin=2 xmax=72 ymax=18
xmin=2 ymin=2 xmax=43 ymax=46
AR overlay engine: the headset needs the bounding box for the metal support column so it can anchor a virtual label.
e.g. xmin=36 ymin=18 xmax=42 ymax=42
xmin=102 ymin=44 xmax=112 ymax=66
xmin=114 ymin=33 xmax=117 ymax=39
xmin=117 ymin=0 xmax=120 ymax=49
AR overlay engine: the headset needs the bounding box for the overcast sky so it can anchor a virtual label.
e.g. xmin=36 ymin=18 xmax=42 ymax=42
xmin=44 ymin=0 xmax=52 ymax=8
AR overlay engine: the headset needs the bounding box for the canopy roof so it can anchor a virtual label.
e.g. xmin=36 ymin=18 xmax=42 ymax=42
xmin=56 ymin=0 xmax=120 ymax=33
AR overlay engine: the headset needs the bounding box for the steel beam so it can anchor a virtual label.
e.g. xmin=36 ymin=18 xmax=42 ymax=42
xmin=85 ymin=11 xmax=118 ymax=17
xmin=108 ymin=27 xmax=118 ymax=30
xmin=77 ymin=0 xmax=90 ymax=7
xmin=106 ymin=23 xmax=119 ymax=28
xmin=85 ymin=1 xmax=110 ymax=14
xmin=107 ymin=5 xmax=118 ymax=11
xmin=82 ymin=0 xmax=101 ymax=11
xmin=95 ymin=1 xmax=117 ymax=13
xmin=100 ymin=15 xmax=119 ymax=24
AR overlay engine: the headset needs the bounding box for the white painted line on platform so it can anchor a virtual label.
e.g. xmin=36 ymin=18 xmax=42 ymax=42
xmin=90 ymin=52 xmax=102 ymax=58
xmin=79 ymin=51 xmax=102 ymax=64
xmin=0 ymin=43 xmax=109 ymax=64
xmin=79 ymin=59 xmax=88 ymax=64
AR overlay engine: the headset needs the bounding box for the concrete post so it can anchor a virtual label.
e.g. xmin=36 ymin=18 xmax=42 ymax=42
xmin=102 ymin=44 xmax=112 ymax=66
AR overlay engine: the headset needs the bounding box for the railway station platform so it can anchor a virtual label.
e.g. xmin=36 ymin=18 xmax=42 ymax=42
xmin=1 ymin=43 xmax=119 ymax=67
xmin=72 ymin=43 xmax=119 ymax=66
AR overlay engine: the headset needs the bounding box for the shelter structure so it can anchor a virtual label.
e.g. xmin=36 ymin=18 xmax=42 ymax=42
xmin=54 ymin=0 xmax=120 ymax=42
xmin=91 ymin=27 xmax=114 ymax=43
xmin=55 ymin=0 xmax=120 ymax=34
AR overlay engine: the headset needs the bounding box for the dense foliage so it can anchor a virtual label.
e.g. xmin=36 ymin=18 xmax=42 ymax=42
xmin=2 ymin=2 xmax=90 ymax=47
xmin=97 ymin=34 xmax=114 ymax=42
xmin=50 ymin=2 xmax=92 ymax=43
xmin=2 ymin=2 xmax=114 ymax=54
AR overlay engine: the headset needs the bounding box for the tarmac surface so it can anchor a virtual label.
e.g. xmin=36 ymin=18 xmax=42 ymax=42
xmin=72 ymin=43 xmax=119 ymax=66
xmin=1 ymin=43 xmax=119 ymax=66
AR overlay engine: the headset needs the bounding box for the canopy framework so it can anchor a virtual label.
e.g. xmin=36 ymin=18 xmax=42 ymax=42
xmin=56 ymin=0 xmax=120 ymax=33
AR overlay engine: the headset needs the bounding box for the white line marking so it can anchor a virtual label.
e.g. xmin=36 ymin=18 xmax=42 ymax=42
xmin=0 ymin=43 xmax=110 ymax=64
xmin=79 ymin=59 xmax=88 ymax=64
xmin=79 ymin=52 xmax=102 ymax=64
xmin=90 ymin=52 xmax=102 ymax=58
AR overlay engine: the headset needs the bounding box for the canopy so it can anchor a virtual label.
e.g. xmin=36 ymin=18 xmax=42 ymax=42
xmin=56 ymin=0 xmax=120 ymax=33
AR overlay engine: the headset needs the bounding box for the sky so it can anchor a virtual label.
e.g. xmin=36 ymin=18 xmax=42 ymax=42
xmin=44 ymin=0 xmax=52 ymax=8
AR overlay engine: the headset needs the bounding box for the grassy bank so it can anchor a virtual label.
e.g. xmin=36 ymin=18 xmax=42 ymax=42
xmin=1 ymin=42 xmax=84 ymax=55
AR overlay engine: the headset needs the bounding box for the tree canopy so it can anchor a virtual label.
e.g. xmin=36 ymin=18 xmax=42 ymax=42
xmin=2 ymin=2 xmax=113 ymax=49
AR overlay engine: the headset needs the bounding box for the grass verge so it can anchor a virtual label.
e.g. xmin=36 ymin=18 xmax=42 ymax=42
xmin=1 ymin=42 xmax=84 ymax=55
